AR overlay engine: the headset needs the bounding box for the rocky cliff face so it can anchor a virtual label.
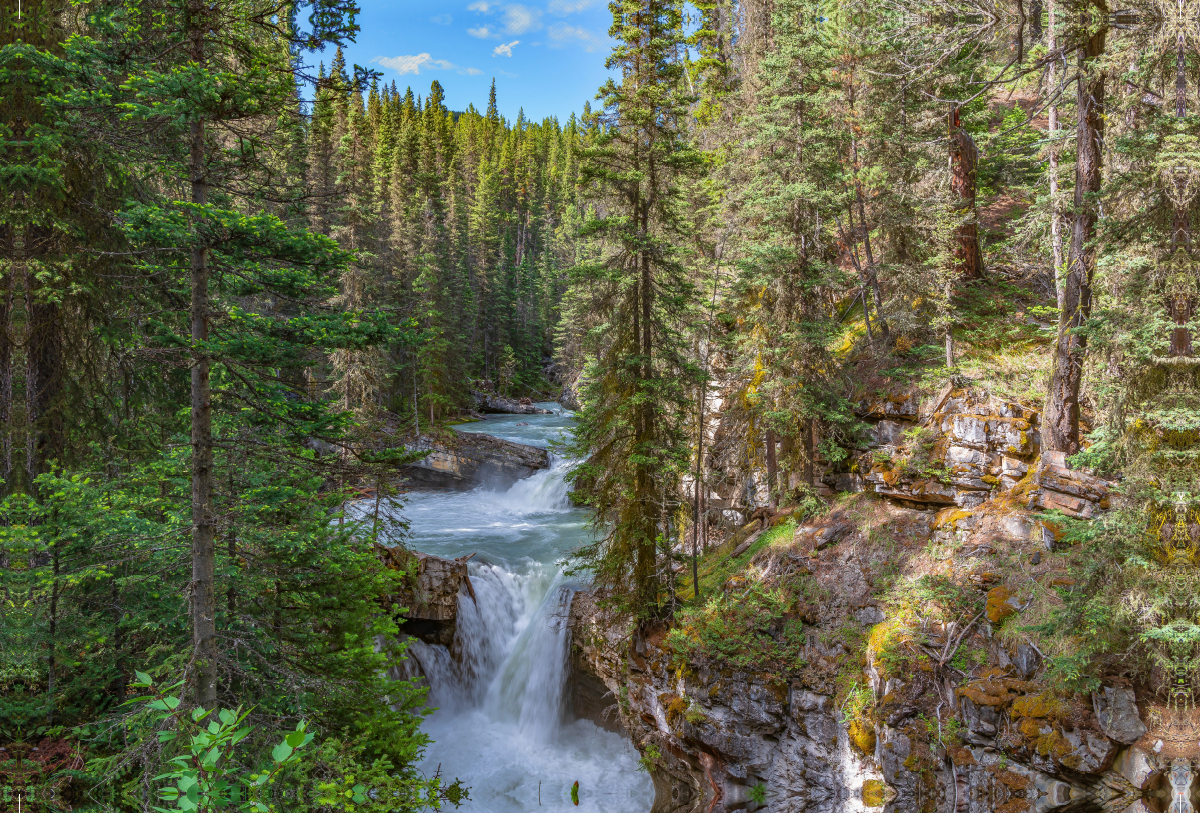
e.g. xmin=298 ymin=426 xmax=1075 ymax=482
xmin=474 ymin=392 xmax=554 ymax=414
xmin=569 ymin=590 xmax=878 ymax=813
xmin=401 ymin=431 xmax=549 ymax=490
xmin=382 ymin=549 xmax=475 ymax=646
xmin=562 ymin=384 xmax=1166 ymax=813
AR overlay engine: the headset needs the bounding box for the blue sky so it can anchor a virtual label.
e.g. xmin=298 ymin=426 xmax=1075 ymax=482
xmin=329 ymin=0 xmax=616 ymax=123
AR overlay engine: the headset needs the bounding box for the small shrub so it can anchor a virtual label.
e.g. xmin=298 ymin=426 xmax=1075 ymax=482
xmin=638 ymin=744 xmax=662 ymax=773
xmin=749 ymin=783 xmax=768 ymax=805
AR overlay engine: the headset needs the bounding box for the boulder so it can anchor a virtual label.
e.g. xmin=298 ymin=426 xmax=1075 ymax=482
xmin=475 ymin=392 xmax=553 ymax=414
xmin=1013 ymin=643 xmax=1042 ymax=679
xmin=1093 ymin=686 xmax=1147 ymax=745
xmin=401 ymin=432 xmax=549 ymax=489
xmin=387 ymin=551 xmax=474 ymax=646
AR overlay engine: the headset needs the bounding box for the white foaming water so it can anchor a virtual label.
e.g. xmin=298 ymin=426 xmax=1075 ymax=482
xmin=396 ymin=408 xmax=653 ymax=813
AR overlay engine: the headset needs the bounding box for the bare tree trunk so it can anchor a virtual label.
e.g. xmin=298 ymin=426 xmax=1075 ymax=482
xmin=1013 ymin=0 xmax=1026 ymax=63
xmin=188 ymin=0 xmax=218 ymax=709
xmin=1047 ymin=0 xmax=1065 ymax=309
xmin=949 ymin=104 xmax=984 ymax=281
xmin=1043 ymin=25 xmax=1106 ymax=454
xmin=765 ymin=428 xmax=777 ymax=508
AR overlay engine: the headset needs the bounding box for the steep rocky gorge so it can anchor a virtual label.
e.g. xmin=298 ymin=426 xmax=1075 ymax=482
xmin=388 ymin=390 xmax=1174 ymax=813
xmin=564 ymin=386 xmax=1169 ymax=813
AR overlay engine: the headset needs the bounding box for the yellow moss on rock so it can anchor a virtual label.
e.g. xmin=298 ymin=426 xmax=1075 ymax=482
xmin=933 ymin=507 xmax=974 ymax=529
xmin=986 ymin=585 xmax=1018 ymax=624
xmin=862 ymin=779 xmax=887 ymax=807
xmin=1018 ymin=716 xmax=1047 ymax=739
xmin=1011 ymin=692 xmax=1061 ymax=719
xmin=849 ymin=719 xmax=876 ymax=754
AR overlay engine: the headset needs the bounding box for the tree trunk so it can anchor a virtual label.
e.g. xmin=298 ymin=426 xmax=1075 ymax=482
xmin=0 ymin=245 xmax=13 ymax=491
xmin=851 ymin=136 xmax=888 ymax=341
xmin=803 ymin=418 xmax=816 ymax=489
xmin=27 ymin=295 xmax=63 ymax=483
xmin=765 ymin=428 xmax=777 ymax=508
xmin=692 ymin=374 xmax=705 ymax=600
xmin=1043 ymin=27 xmax=1106 ymax=454
xmin=1047 ymin=0 xmax=1064 ymax=310
xmin=189 ymin=24 xmax=218 ymax=706
xmin=949 ymin=105 xmax=984 ymax=280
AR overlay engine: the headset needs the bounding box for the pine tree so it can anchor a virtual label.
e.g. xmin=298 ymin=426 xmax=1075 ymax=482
xmin=567 ymin=0 xmax=703 ymax=616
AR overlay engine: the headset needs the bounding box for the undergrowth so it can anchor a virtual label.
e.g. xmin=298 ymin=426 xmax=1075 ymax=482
xmin=667 ymin=518 xmax=831 ymax=672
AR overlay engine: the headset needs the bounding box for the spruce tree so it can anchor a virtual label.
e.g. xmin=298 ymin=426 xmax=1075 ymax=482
xmin=567 ymin=0 xmax=703 ymax=616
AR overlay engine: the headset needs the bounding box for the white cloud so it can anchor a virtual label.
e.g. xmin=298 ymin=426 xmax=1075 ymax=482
xmin=431 ymin=13 xmax=452 ymax=24
xmin=493 ymin=40 xmax=519 ymax=57
xmin=371 ymin=54 xmax=482 ymax=76
xmin=548 ymin=0 xmax=594 ymax=13
xmin=501 ymin=4 xmax=542 ymax=33
xmin=466 ymin=2 xmax=544 ymax=38
xmin=547 ymin=22 xmax=603 ymax=52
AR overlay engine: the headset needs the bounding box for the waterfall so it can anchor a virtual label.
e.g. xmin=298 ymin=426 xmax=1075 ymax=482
xmin=394 ymin=415 xmax=651 ymax=812
xmin=487 ymin=583 xmax=574 ymax=741
xmin=496 ymin=456 xmax=574 ymax=512
xmin=403 ymin=559 xmax=574 ymax=740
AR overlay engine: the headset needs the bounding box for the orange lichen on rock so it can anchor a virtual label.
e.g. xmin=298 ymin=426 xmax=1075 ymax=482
xmin=986 ymin=585 xmax=1020 ymax=623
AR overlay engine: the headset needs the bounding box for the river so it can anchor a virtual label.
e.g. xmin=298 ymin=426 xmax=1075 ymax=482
xmin=393 ymin=405 xmax=654 ymax=812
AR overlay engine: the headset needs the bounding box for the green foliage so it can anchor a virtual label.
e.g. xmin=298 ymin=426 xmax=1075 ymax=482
xmin=748 ymin=783 xmax=768 ymax=805
xmin=977 ymin=105 xmax=1044 ymax=197
xmin=637 ymin=744 xmax=662 ymax=773
xmin=893 ymin=427 xmax=951 ymax=484
xmin=121 ymin=675 xmax=464 ymax=813
xmin=564 ymin=0 xmax=704 ymax=617
xmin=667 ymin=522 xmax=825 ymax=672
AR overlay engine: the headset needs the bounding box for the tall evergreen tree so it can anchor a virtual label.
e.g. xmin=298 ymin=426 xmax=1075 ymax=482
xmin=567 ymin=0 xmax=703 ymax=616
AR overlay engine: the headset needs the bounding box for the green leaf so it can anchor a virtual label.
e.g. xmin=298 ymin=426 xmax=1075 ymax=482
xmin=271 ymin=742 xmax=294 ymax=763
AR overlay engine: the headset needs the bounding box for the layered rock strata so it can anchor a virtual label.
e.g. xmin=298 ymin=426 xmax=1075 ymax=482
xmin=401 ymin=431 xmax=549 ymax=489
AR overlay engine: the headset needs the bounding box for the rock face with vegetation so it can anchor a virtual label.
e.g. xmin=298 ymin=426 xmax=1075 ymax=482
xmin=382 ymin=549 xmax=475 ymax=647
xmin=564 ymin=383 xmax=1159 ymax=812
xmin=400 ymin=431 xmax=549 ymax=489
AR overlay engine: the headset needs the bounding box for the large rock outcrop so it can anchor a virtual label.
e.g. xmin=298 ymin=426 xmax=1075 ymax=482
xmin=569 ymin=591 xmax=879 ymax=813
xmin=853 ymin=386 xmax=1112 ymax=521
xmin=474 ymin=392 xmax=554 ymax=414
xmin=382 ymin=549 xmax=475 ymax=646
xmin=401 ymin=431 xmax=549 ymax=489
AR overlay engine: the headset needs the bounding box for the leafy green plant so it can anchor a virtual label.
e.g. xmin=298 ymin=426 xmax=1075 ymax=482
xmin=637 ymin=744 xmax=663 ymax=773
xmin=749 ymin=783 xmax=768 ymax=804
xmin=666 ymin=580 xmax=810 ymax=670
xmin=894 ymin=427 xmax=951 ymax=484
xmin=131 ymin=673 xmax=313 ymax=813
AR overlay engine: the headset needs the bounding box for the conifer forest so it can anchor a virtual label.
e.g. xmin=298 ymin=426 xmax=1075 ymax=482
xmin=7 ymin=0 xmax=1200 ymax=810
